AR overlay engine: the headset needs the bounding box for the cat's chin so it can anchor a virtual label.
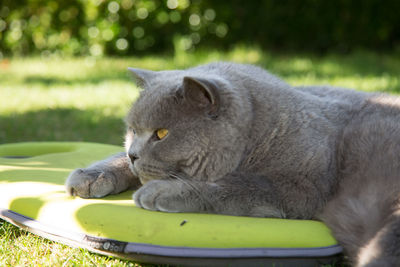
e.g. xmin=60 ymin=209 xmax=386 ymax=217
xmin=137 ymin=175 xmax=161 ymax=185
xmin=129 ymin=165 xmax=162 ymax=184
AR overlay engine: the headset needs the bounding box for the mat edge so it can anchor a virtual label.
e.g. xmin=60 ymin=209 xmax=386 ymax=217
xmin=0 ymin=208 xmax=342 ymax=259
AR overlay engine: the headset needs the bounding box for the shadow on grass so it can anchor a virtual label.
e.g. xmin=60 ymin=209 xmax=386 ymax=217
xmin=2 ymin=51 xmax=399 ymax=93
xmin=0 ymin=108 xmax=126 ymax=145
xmin=267 ymin=54 xmax=397 ymax=76
xmin=23 ymin=72 xmax=132 ymax=87
xmin=257 ymin=51 xmax=400 ymax=93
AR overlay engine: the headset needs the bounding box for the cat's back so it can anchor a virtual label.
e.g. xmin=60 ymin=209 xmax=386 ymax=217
xmin=189 ymin=62 xmax=289 ymax=92
xmin=339 ymin=93 xmax=400 ymax=169
xmin=191 ymin=62 xmax=370 ymax=108
xmin=323 ymin=93 xmax=400 ymax=264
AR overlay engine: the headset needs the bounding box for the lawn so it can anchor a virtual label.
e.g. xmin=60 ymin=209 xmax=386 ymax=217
xmin=0 ymin=47 xmax=399 ymax=266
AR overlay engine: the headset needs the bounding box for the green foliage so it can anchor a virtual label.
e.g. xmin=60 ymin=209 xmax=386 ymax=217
xmin=0 ymin=0 xmax=225 ymax=57
xmin=1 ymin=0 xmax=400 ymax=57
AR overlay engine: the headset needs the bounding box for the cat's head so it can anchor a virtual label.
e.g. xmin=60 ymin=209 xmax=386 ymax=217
xmin=124 ymin=65 xmax=250 ymax=184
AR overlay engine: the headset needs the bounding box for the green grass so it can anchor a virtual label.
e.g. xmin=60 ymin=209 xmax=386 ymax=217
xmin=0 ymin=47 xmax=399 ymax=265
xmin=0 ymin=221 xmax=145 ymax=266
xmin=1 ymin=48 xmax=400 ymax=146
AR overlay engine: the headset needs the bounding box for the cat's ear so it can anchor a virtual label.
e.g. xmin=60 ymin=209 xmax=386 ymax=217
xmin=128 ymin=67 xmax=156 ymax=88
xmin=181 ymin=76 xmax=220 ymax=118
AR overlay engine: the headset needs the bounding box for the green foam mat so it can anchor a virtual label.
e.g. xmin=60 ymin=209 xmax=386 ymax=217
xmin=0 ymin=142 xmax=342 ymax=266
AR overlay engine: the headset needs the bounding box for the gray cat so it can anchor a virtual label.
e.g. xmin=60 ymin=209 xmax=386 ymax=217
xmin=65 ymin=62 xmax=400 ymax=266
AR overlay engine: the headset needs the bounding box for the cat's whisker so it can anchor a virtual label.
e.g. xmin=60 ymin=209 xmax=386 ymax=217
xmin=169 ymin=171 xmax=215 ymax=212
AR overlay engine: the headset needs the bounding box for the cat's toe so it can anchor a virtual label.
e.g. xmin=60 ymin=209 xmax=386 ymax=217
xmin=65 ymin=168 xmax=114 ymax=198
xmin=132 ymin=180 xmax=181 ymax=212
xmin=132 ymin=180 xmax=159 ymax=210
xmin=65 ymin=176 xmax=92 ymax=198
xmin=67 ymin=186 xmax=76 ymax=196
xmin=132 ymin=190 xmax=143 ymax=208
xmin=89 ymin=172 xmax=115 ymax=198
xmin=154 ymin=196 xmax=181 ymax=212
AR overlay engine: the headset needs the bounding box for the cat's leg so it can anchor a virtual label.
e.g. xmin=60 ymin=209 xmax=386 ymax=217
xmin=322 ymin=186 xmax=400 ymax=267
xmin=323 ymin=117 xmax=400 ymax=266
xmin=133 ymin=173 xmax=285 ymax=218
xmin=356 ymin=214 xmax=400 ymax=267
xmin=65 ymin=152 xmax=141 ymax=198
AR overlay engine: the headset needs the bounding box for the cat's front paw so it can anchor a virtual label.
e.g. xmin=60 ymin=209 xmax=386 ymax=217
xmin=65 ymin=168 xmax=115 ymax=198
xmin=133 ymin=179 xmax=193 ymax=212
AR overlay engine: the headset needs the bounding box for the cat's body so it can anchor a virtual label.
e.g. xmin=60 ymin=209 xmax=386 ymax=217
xmin=66 ymin=62 xmax=400 ymax=266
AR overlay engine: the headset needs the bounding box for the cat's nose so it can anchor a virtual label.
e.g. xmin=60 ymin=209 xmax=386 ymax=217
xmin=128 ymin=153 xmax=139 ymax=163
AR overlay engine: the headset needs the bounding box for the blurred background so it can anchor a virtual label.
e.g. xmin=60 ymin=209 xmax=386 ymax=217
xmin=0 ymin=1 xmax=400 ymax=265
xmin=1 ymin=0 xmax=400 ymax=57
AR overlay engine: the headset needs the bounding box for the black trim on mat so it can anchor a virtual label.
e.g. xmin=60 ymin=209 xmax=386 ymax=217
xmin=124 ymin=243 xmax=343 ymax=258
xmin=0 ymin=208 xmax=343 ymax=264
xmin=1 ymin=156 xmax=32 ymax=159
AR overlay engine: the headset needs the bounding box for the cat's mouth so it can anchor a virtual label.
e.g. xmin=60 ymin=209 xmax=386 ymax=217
xmin=129 ymin=163 xmax=139 ymax=177
xmin=138 ymin=175 xmax=155 ymax=184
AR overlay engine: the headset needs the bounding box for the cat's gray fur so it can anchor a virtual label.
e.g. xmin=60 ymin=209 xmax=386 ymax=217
xmin=66 ymin=62 xmax=400 ymax=266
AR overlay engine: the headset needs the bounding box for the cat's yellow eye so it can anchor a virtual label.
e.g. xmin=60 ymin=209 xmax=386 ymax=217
xmin=156 ymin=128 xmax=168 ymax=140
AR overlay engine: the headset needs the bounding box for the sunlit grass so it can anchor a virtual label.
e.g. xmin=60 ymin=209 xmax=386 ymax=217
xmin=268 ymin=52 xmax=400 ymax=92
xmin=0 ymin=221 xmax=145 ymax=267
xmin=0 ymin=47 xmax=399 ymax=266
xmin=1 ymin=49 xmax=399 ymax=142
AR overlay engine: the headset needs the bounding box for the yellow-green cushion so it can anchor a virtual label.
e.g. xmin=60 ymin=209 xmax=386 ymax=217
xmin=0 ymin=142 xmax=342 ymax=264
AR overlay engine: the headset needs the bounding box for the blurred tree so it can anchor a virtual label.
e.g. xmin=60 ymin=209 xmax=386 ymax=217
xmin=0 ymin=0 xmax=399 ymax=57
